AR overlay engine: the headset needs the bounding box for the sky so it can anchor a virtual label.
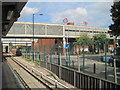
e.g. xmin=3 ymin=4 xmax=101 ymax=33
xmin=18 ymin=0 xmax=115 ymax=28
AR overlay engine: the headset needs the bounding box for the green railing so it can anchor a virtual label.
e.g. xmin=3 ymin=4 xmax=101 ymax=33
xmin=20 ymin=41 xmax=119 ymax=89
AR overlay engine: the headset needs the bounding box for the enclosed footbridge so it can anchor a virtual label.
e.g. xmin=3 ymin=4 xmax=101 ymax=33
xmin=3 ymin=22 xmax=112 ymax=39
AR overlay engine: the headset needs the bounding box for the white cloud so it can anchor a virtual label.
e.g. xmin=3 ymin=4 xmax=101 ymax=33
xmin=50 ymin=2 xmax=113 ymax=27
xmin=20 ymin=7 xmax=40 ymax=18
xmin=19 ymin=2 xmax=114 ymax=27
xmin=86 ymin=2 xmax=113 ymax=27
xmin=51 ymin=7 xmax=88 ymax=24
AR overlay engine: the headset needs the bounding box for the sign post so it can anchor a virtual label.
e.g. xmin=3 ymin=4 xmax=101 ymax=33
xmin=65 ymin=43 xmax=70 ymax=67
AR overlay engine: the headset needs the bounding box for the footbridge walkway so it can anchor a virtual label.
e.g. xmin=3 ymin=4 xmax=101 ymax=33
xmin=3 ymin=22 xmax=114 ymax=39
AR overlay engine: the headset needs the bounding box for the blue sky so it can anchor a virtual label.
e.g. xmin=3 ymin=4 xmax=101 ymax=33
xmin=18 ymin=1 xmax=114 ymax=28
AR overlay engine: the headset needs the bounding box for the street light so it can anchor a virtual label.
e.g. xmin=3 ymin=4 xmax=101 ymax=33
xmin=33 ymin=13 xmax=43 ymax=62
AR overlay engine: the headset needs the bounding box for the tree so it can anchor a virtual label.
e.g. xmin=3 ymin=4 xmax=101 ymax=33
xmin=93 ymin=33 xmax=108 ymax=53
xmin=75 ymin=33 xmax=93 ymax=46
xmin=93 ymin=33 xmax=108 ymax=44
xmin=109 ymin=1 xmax=120 ymax=36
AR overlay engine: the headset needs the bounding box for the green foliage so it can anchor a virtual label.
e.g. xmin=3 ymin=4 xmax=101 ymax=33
xmin=35 ymin=60 xmax=40 ymax=66
xmin=93 ymin=34 xmax=109 ymax=54
xmin=27 ymin=58 xmax=32 ymax=62
xmin=93 ymin=33 xmax=108 ymax=45
xmin=109 ymin=1 xmax=120 ymax=36
xmin=75 ymin=33 xmax=93 ymax=46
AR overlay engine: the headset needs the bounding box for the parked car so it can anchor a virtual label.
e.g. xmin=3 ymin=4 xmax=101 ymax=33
xmin=101 ymin=55 xmax=120 ymax=67
xmin=101 ymin=56 xmax=113 ymax=66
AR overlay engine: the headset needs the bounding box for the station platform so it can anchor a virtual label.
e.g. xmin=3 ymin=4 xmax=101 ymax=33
xmin=2 ymin=58 xmax=23 ymax=89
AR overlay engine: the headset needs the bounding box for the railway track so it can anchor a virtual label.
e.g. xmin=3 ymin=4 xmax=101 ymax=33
xmin=5 ymin=56 xmax=71 ymax=90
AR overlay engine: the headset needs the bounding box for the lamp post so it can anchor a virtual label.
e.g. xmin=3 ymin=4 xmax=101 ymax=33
xmin=33 ymin=13 xmax=43 ymax=62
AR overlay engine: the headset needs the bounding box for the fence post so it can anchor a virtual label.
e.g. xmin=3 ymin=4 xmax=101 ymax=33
xmin=50 ymin=45 xmax=52 ymax=64
xmin=44 ymin=45 xmax=46 ymax=62
xmin=22 ymin=47 xmax=24 ymax=57
xmin=82 ymin=43 xmax=85 ymax=71
xmin=25 ymin=47 xmax=26 ymax=58
xmin=105 ymin=40 xmax=108 ymax=79
xmin=99 ymin=79 xmax=102 ymax=88
xmin=49 ymin=45 xmax=52 ymax=71
xmin=72 ymin=61 xmax=74 ymax=68
xmin=114 ymin=59 xmax=117 ymax=83
xmin=26 ymin=46 xmax=27 ymax=58
xmin=59 ymin=53 xmax=62 ymax=79
xmin=68 ymin=43 xmax=70 ymax=67
xmin=27 ymin=46 xmax=29 ymax=59
xmin=29 ymin=47 xmax=30 ymax=59
xmin=30 ymin=47 xmax=32 ymax=59
xmin=24 ymin=47 xmax=25 ymax=58
xmin=74 ymin=71 xmax=76 ymax=86
xmin=58 ymin=44 xmax=60 ymax=65
xmin=93 ymin=63 xmax=96 ymax=74
xmin=39 ymin=45 xmax=41 ymax=66
xmin=34 ymin=50 xmax=36 ymax=61
xmin=78 ymin=55 xmax=80 ymax=72
xmin=44 ymin=45 xmax=47 ymax=68
xmin=28 ymin=47 xmax=30 ymax=59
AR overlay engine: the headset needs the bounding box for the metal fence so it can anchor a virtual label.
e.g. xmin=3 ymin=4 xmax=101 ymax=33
xmin=19 ymin=42 xmax=120 ymax=89
xmin=39 ymin=60 xmax=120 ymax=89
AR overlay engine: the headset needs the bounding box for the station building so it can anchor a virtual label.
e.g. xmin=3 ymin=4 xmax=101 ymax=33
xmin=3 ymin=22 xmax=119 ymax=54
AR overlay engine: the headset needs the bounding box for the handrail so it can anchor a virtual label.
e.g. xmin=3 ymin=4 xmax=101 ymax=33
xmin=31 ymin=67 xmax=71 ymax=89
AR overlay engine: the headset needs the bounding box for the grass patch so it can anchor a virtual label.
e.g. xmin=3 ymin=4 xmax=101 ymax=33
xmin=21 ymin=56 xmax=25 ymax=59
xmin=35 ymin=60 xmax=40 ymax=66
xmin=21 ymin=56 xmax=32 ymax=62
xmin=26 ymin=58 xmax=32 ymax=62
xmin=21 ymin=56 xmax=40 ymax=66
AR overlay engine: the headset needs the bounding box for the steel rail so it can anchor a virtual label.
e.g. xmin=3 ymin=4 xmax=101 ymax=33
xmin=10 ymin=56 xmax=53 ymax=89
xmin=10 ymin=56 xmax=71 ymax=89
